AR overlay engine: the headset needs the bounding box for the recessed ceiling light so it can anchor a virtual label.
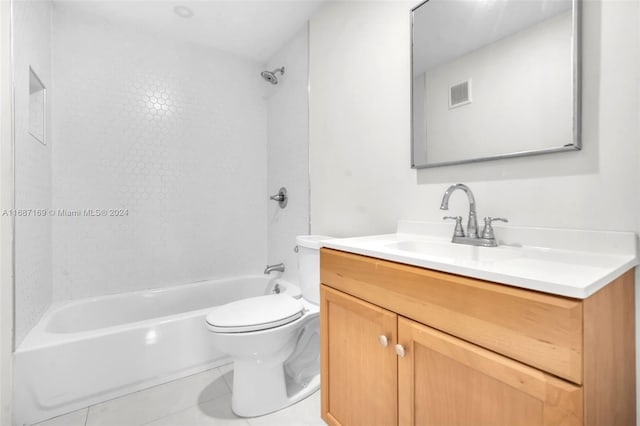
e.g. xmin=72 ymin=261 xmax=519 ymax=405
xmin=173 ymin=5 xmax=194 ymax=18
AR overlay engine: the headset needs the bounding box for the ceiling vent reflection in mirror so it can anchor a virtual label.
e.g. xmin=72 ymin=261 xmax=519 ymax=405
xmin=449 ymin=79 xmax=471 ymax=109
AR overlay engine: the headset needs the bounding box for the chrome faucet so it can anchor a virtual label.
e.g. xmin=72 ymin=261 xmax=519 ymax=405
xmin=440 ymin=183 xmax=508 ymax=247
xmin=264 ymin=263 xmax=285 ymax=274
xmin=440 ymin=183 xmax=479 ymax=238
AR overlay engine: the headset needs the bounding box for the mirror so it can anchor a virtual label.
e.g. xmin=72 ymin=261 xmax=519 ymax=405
xmin=29 ymin=67 xmax=46 ymax=145
xmin=411 ymin=0 xmax=580 ymax=168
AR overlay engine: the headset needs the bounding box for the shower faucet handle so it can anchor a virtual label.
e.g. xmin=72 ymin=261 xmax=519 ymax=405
xmin=269 ymin=187 xmax=288 ymax=209
xmin=443 ymin=216 xmax=465 ymax=237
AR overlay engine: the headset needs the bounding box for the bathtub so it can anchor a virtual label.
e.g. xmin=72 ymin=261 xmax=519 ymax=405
xmin=13 ymin=276 xmax=300 ymax=426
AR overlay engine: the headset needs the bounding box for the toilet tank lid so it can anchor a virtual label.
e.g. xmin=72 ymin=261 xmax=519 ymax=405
xmin=296 ymin=235 xmax=333 ymax=250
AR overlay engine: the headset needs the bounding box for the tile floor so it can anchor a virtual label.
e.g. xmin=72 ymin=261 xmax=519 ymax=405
xmin=33 ymin=363 xmax=326 ymax=426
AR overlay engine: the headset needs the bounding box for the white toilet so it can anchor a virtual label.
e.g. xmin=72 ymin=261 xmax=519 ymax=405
xmin=205 ymin=235 xmax=330 ymax=417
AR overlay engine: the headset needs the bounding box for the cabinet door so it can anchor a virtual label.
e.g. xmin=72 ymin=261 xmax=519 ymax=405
xmin=321 ymin=285 xmax=398 ymax=426
xmin=398 ymin=317 xmax=583 ymax=426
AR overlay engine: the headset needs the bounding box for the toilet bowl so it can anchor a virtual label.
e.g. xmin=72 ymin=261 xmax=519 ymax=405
xmin=205 ymin=235 xmax=331 ymax=417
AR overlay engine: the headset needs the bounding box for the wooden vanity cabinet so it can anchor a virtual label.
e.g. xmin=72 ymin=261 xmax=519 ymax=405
xmin=397 ymin=315 xmax=582 ymax=426
xmin=320 ymin=286 xmax=398 ymax=426
xmin=320 ymin=248 xmax=635 ymax=426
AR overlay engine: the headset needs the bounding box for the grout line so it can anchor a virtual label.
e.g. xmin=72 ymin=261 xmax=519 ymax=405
xmin=93 ymin=366 xmax=233 ymax=426
xmin=84 ymin=365 xmax=226 ymax=414
xmin=137 ymin=392 xmax=244 ymax=426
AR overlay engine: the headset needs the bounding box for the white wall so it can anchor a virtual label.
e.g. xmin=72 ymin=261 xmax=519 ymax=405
xmin=637 ymin=0 xmax=640 ymax=412
xmin=0 ymin=0 xmax=14 ymax=422
xmin=310 ymin=0 xmax=639 ymax=236
xmin=265 ymin=25 xmax=310 ymax=283
xmin=421 ymin=11 xmax=572 ymax=164
xmin=51 ymin=4 xmax=268 ymax=300
xmin=310 ymin=1 xmax=415 ymax=237
xmin=12 ymin=0 xmax=53 ymax=347
xmin=310 ymin=0 xmax=640 ymax=416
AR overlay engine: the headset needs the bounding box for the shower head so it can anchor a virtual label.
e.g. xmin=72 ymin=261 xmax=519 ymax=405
xmin=261 ymin=67 xmax=285 ymax=85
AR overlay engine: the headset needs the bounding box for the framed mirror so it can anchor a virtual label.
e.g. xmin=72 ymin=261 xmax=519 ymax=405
xmin=411 ymin=0 xmax=580 ymax=168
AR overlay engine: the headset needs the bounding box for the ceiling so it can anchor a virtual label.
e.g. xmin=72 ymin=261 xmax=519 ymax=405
xmin=413 ymin=0 xmax=573 ymax=74
xmin=55 ymin=0 xmax=326 ymax=63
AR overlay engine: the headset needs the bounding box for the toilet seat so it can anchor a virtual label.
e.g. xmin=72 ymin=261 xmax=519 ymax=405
xmin=206 ymin=294 xmax=304 ymax=333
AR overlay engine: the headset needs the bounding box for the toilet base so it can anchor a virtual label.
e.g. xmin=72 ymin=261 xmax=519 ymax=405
xmin=231 ymin=359 xmax=320 ymax=417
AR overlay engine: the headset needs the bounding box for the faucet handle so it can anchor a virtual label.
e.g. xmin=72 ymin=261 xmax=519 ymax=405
xmin=443 ymin=216 xmax=465 ymax=237
xmin=482 ymin=217 xmax=508 ymax=240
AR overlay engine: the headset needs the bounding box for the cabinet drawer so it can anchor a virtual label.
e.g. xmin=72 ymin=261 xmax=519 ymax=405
xmin=320 ymin=248 xmax=583 ymax=384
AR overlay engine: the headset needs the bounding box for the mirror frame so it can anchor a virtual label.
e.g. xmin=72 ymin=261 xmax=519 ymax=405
xmin=410 ymin=0 xmax=581 ymax=169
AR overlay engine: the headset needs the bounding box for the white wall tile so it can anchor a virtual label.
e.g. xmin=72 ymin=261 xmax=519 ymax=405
xmin=51 ymin=5 xmax=268 ymax=300
xmin=13 ymin=0 xmax=53 ymax=346
xmin=265 ymin=25 xmax=311 ymax=284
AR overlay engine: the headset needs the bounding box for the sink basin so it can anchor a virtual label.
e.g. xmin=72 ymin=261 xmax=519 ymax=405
xmin=385 ymin=239 xmax=519 ymax=263
xmin=320 ymin=220 xmax=638 ymax=299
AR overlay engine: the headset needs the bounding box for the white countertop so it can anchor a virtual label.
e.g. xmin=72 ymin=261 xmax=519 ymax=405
xmin=321 ymin=221 xmax=639 ymax=299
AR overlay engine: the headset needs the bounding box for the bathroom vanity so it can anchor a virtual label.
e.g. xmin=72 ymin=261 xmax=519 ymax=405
xmin=319 ymin=223 xmax=638 ymax=426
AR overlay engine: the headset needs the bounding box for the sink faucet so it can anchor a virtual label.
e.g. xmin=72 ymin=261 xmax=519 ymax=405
xmin=440 ymin=183 xmax=479 ymax=238
xmin=264 ymin=263 xmax=285 ymax=274
xmin=440 ymin=183 xmax=508 ymax=247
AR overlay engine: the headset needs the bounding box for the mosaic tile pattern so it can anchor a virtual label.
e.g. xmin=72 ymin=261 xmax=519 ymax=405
xmin=266 ymin=26 xmax=311 ymax=283
xmin=13 ymin=0 xmax=53 ymax=346
xmin=52 ymin=5 xmax=268 ymax=300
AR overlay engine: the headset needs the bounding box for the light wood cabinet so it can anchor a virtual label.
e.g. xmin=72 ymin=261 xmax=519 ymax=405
xmin=398 ymin=316 xmax=582 ymax=426
xmin=320 ymin=286 xmax=397 ymax=426
xmin=320 ymin=248 xmax=635 ymax=426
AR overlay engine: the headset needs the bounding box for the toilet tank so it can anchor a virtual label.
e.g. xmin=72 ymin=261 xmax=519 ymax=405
xmin=296 ymin=235 xmax=332 ymax=305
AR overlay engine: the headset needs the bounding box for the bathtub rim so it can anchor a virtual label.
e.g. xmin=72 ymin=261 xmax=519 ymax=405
xmin=17 ymin=275 xmax=298 ymax=352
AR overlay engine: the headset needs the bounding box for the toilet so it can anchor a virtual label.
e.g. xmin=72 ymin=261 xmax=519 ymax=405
xmin=205 ymin=235 xmax=331 ymax=417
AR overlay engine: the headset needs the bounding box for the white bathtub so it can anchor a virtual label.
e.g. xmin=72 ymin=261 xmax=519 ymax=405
xmin=13 ymin=276 xmax=299 ymax=426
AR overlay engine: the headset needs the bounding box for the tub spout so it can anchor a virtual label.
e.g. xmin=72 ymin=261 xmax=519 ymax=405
xmin=264 ymin=263 xmax=285 ymax=274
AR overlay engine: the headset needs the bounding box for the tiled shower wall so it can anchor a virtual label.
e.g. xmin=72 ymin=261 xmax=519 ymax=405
xmin=51 ymin=4 xmax=268 ymax=300
xmin=266 ymin=26 xmax=310 ymax=283
xmin=13 ymin=0 xmax=53 ymax=346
